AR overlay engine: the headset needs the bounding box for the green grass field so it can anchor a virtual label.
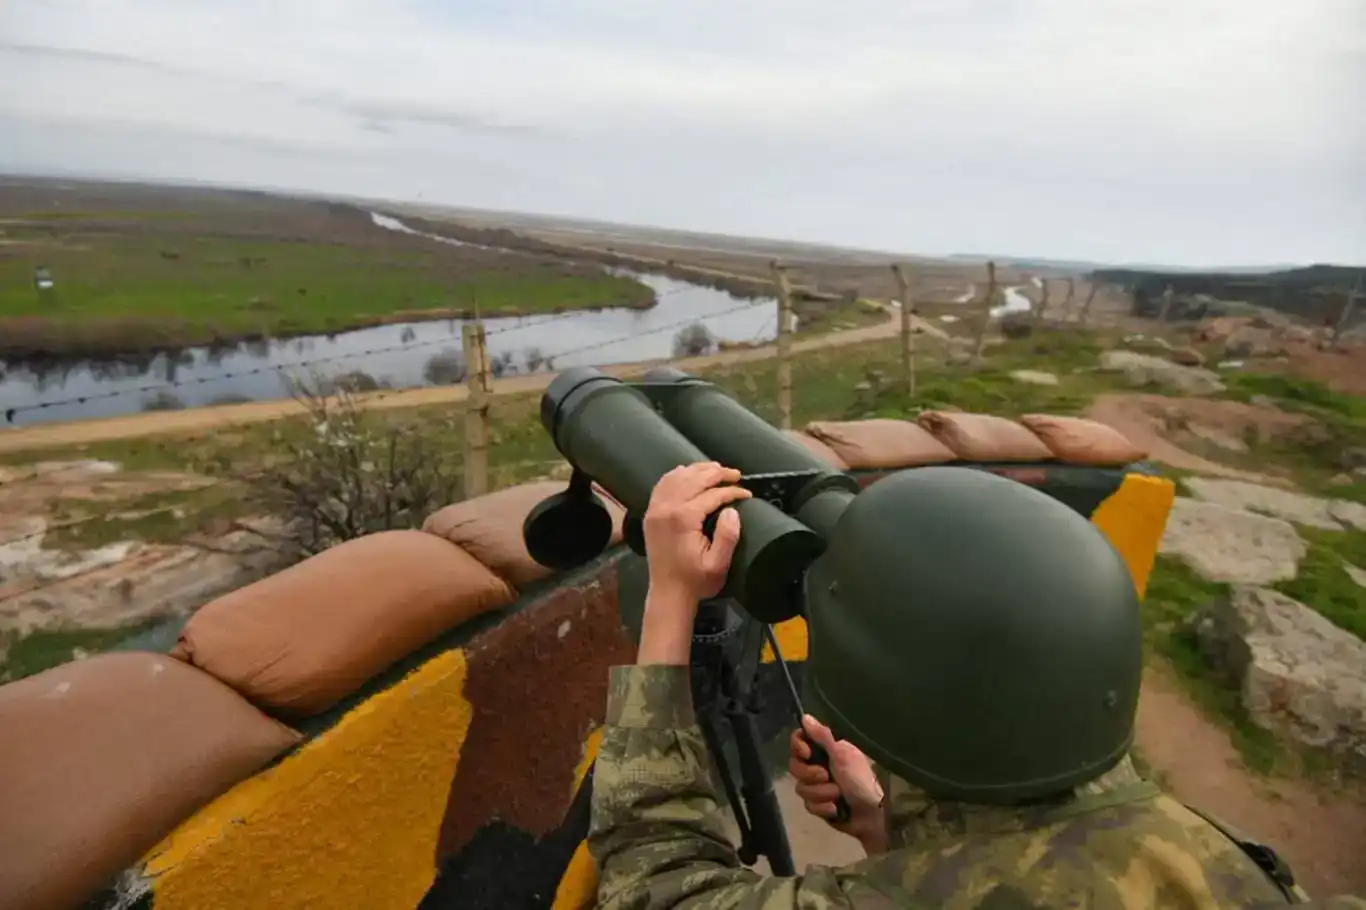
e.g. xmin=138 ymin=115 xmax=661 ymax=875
xmin=0 ymin=189 xmax=654 ymax=358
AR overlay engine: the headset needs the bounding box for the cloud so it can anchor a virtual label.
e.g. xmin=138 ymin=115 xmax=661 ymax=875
xmin=1 ymin=0 xmax=1362 ymax=265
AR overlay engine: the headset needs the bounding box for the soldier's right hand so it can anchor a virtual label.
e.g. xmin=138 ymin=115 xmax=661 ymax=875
xmin=788 ymin=715 xmax=886 ymax=847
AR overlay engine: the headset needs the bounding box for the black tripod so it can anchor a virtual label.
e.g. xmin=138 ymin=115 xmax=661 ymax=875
xmin=690 ymin=598 xmax=797 ymax=876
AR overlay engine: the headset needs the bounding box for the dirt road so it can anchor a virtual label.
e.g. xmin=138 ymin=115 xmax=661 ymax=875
xmin=0 ymin=309 xmax=940 ymax=455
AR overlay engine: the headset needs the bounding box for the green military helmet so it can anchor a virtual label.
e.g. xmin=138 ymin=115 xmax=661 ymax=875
xmin=802 ymin=466 xmax=1143 ymax=805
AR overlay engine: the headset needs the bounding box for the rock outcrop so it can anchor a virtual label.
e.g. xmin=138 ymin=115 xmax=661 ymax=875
xmin=1160 ymin=497 xmax=1305 ymax=585
xmin=1099 ymin=351 xmax=1226 ymax=396
xmin=1183 ymin=477 xmax=1366 ymax=532
xmin=1191 ymin=585 xmax=1366 ymax=768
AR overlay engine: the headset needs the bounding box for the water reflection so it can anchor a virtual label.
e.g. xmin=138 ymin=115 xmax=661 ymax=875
xmin=1 ymin=272 xmax=777 ymax=426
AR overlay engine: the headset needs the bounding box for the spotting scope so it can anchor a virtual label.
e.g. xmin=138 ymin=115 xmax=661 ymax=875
xmin=522 ymin=365 xmax=863 ymax=623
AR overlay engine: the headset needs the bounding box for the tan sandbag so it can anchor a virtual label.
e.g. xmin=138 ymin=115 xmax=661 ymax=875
xmin=780 ymin=430 xmax=849 ymax=469
xmin=422 ymin=482 xmax=626 ymax=589
xmin=172 ymin=530 xmax=515 ymax=716
xmin=0 ymin=652 xmax=300 ymax=910
xmin=1019 ymin=414 xmax=1148 ymax=466
xmin=804 ymin=419 xmax=955 ymax=470
xmin=917 ymin=411 xmax=1054 ymax=462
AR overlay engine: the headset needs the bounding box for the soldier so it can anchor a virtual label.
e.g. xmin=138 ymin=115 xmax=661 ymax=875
xmin=588 ymin=461 xmax=1364 ymax=908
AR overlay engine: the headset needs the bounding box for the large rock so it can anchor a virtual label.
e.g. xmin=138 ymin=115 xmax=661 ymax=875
xmin=1182 ymin=477 xmax=1362 ymax=531
xmin=0 ymin=523 xmax=292 ymax=639
xmin=1191 ymin=586 xmax=1366 ymax=767
xmin=1098 ymin=351 xmax=1226 ymax=396
xmin=1160 ymin=497 xmax=1305 ymax=584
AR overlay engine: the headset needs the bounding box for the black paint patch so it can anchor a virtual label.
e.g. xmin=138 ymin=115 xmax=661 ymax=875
xmin=82 ymin=883 xmax=152 ymax=910
xmin=420 ymin=768 xmax=593 ymax=910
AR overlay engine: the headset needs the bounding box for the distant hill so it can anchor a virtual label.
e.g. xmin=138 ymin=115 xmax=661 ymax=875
xmin=946 ymin=253 xmax=1308 ymax=276
xmin=1092 ymin=264 xmax=1365 ymax=325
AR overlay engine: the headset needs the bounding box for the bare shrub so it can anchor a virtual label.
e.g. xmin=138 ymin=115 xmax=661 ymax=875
xmin=424 ymin=348 xmax=467 ymax=385
xmin=1000 ymin=313 xmax=1035 ymax=340
xmin=524 ymin=346 xmax=547 ymax=372
xmin=245 ymin=380 xmax=464 ymax=556
xmin=316 ymin=370 xmax=387 ymax=395
xmin=673 ymin=322 xmax=717 ymax=358
xmin=489 ymin=350 xmax=516 ymax=377
xmin=142 ymin=390 xmax=186 ymax=411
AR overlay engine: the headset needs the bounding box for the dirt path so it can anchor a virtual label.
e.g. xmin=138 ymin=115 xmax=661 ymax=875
xmin=0 ymin=310 xmax=934 ymax=456
xmin=1136 ymin=665 xmax=1366 ymax=896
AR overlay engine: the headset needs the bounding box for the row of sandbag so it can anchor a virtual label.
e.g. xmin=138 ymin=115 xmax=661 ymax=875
xmin=790 ymin=412 xmax=1147 ymax=471
xmin=0 ymin=493 xmax=623 ymax=910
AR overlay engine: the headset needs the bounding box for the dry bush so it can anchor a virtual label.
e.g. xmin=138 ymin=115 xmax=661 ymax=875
xmin=673 ymin=322 xmax=717 ymax=358
xmin=245 ymin=377 xmax=464 ymax=556
xmin=999 ymin=312 xmax=1034 ymax=340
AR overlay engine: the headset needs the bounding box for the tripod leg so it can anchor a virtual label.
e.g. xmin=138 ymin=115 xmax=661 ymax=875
xmin=699 ymin=707 xmax=757 ymax=865
xmin=724 ymin=700 xmax=796 ymax=876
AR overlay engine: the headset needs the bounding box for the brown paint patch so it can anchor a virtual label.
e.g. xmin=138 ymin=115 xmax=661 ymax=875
xmin=986 ymin=466 xmax=1050 ymax=485
xmin=437 ymin=558 xmax=634 ymax=858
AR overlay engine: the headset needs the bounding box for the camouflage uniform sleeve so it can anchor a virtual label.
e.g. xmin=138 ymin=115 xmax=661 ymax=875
xmin=586 ymin=664 xmax=855 ymax=910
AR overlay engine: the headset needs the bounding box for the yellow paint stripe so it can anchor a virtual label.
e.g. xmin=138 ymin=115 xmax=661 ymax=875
xmin=551 ymin=841 xmax=599 ymax=910
xmin=1090 ymin=473 xmax=1176 ymax=598
xmin=144 ymin=648 xmax=473 ymax=910
xmin=573 ymin=727 xmax=604 ymax=795
xmin=553 ymin=727 xmax=606 ymax=908
xmin=760 ymin=616 xmax=808 ymax=663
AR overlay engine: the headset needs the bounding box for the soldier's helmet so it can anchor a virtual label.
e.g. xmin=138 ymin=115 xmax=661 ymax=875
xmin=802 ymin=466 xmax=1143 ymax=804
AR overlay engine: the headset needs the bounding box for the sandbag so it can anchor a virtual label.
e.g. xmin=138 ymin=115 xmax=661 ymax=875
xmin=780 ymin=430 xmax=849 ymax=469
xmin=1019 ymin=414 xmax=1147 ymax=466
xmin=172 ymin=530 xmax=515 ymax=716
xmin=804 ymin=419 xmax=955 ymax=470
xmin=0 ymin=652 xmax=300 ymax=910
xmin=422 ymin=482 xmax=626 ymax=589
xmin=917 ymin=411 xmax=1054 ymax=462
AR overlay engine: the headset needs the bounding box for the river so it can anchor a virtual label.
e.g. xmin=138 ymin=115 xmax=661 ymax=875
xmin=0 ymin=215 xmax=780 ymax=427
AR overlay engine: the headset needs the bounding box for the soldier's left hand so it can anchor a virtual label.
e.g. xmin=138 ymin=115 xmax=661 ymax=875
xmin=643 ymin=462 xmax=752 ymax=607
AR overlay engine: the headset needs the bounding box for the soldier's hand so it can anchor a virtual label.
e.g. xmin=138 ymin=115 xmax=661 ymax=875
xmin=788 ymin=716 xmax=885 ymax=844
xmin=642 ymin=462 xmax=751 ymax=606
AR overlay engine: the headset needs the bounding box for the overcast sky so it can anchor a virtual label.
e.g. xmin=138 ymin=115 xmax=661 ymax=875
xmin=1 ymin=0 xmax=1363 ymax=267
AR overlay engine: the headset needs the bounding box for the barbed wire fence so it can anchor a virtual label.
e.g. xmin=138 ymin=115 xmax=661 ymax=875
xmin=0 ymin=258 xmax=1130 ymax=606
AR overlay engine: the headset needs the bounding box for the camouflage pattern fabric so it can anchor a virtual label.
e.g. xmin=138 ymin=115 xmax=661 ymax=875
xmin=588 ymin=665 xmax=1366 ymax=909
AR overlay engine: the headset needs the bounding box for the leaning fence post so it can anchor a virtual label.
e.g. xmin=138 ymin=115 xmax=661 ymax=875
xmin=1330 ymin=277 xmax=1361 ymax=349
xmin=462 ymin=321 xmax=492 ymax=498
xmin=1157 ymin=284 xmax=1175 ymax=323
xmin=1078 ymin=282 xmax=1099 ymax=326
xmin=969 ymin=261 xmax=997 ymax=370
xmin=891 ymin=263 xmax=916 ymax=395
xmin=1033 ymin=277 xmax=1050 ymax=325
xmin=1060 ymin=277 xmax=1076 ymax=323
xmin=771 ymin=261 xmax=794 ymax=429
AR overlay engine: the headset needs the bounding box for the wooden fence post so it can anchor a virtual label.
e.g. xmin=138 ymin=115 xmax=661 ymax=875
xmin=771 ymin=261 xmax=794 ymax=429
xmin=462 ymin=321 xmax=492 ymax=498
xmin=1330 ymin=277 xmax=1361 ymax=349
xmin=1033 ymin=278 xmax=1050 ymax=324
xmin=969 ymin=260 xmax=997 ymax=370
xmin=1078 ymin=282 xmax=1099 ymax=326
xmin=1157 ymin=284 xmax=1175 ymax=323
xmin=891 ymin=263 xmax=916 ymax=395
xmin=1060 ymin=277 xmax=1076 ymax=323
